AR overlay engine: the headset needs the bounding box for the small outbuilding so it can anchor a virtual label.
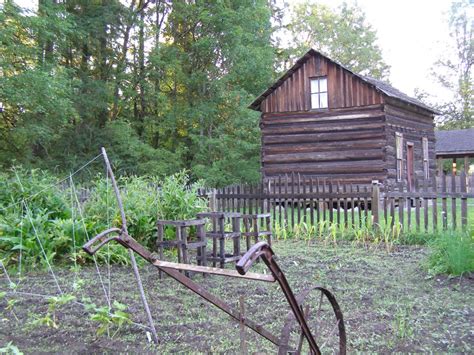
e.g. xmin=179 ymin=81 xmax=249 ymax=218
xmin=250 ymin=49 xmax=439 ymax=190
xmin=435 ymin=128 xmax=474 ymax=175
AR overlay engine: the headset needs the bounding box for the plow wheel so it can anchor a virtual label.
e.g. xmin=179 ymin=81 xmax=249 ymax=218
xmin=278 ymin=286 xmax=346 ymax=355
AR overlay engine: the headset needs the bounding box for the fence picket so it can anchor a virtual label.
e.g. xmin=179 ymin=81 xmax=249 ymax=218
xmin=451 ymin=174 xmax=457 ymax=230
xmin=461 ymin=171 xmax=467 ymax=228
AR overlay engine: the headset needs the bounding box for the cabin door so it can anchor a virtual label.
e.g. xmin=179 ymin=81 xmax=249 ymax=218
xmin=407 ymin=143 xmax=414 ymax=191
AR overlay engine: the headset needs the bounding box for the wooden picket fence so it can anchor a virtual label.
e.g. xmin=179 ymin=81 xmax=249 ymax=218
xmin=201 ymin=172 xmax=474 ymax=233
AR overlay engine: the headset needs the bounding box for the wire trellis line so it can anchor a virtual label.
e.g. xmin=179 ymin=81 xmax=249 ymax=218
xmin=0 ymin=153 xmax=103 ymax=213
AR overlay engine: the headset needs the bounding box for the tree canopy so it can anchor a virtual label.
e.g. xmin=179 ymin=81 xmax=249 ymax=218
xmin=431 ymin=0 xmax=473 ymax=129
xmin=3 ymin=0 xmax=469 ymax=186
xmin=284 ymin=1 xmax=390 ymax=80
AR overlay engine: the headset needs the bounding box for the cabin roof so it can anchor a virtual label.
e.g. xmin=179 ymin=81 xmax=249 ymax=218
xmin=249 ymin=48 xmax=438 ymax=114
xmin=435 ymin=128 xmax=474 ymax=157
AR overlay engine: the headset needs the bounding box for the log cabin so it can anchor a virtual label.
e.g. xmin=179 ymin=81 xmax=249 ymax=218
xmin=249 ymin=49 xmax=439 ymax=190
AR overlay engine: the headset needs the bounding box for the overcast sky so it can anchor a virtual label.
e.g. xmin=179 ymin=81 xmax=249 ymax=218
xmin=7 ymin=0 xmax=457 ymax=100
xmin=288 ymin=0 xmax=456 ymax=100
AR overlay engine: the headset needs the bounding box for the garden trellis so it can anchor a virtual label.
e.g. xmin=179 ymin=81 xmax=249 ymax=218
xmin=0 ymin=151 xmax=157 ymax=342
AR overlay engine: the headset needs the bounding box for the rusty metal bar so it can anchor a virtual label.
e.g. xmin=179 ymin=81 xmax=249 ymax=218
xmin=155 ymin=260 xmax=275 ymax=282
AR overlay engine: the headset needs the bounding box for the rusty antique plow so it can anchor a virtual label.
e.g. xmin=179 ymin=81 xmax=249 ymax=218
xmin=83 ymin=148 xmax=346 ymax=354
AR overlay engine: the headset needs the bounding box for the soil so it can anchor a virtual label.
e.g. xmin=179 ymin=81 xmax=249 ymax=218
xmin=1 ymin=240 xmax=473 ymax=353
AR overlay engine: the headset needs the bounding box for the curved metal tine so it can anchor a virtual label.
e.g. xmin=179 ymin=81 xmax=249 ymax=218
xmin=82 ymin=227 xmax=122 ymax=255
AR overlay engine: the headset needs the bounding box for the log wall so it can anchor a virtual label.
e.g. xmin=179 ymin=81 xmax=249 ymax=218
xmin=261 ymin=105 xmax=387 ymax=184
xmin=384 ymin=102 xmax=436 ymax=186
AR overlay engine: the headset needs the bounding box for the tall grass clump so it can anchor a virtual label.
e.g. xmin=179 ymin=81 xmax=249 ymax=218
xmin=425 ymin=231 xmax=474 ymax=276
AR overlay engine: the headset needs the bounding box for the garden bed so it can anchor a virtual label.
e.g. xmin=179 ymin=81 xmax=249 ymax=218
xmin=1 ymin=240 xmax=472 ymax=353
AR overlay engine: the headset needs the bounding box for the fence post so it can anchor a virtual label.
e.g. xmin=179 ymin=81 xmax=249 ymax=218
xmin=208 ymin=189 xmax=217 ymax=211
xmin=372 ymin=180 xmax=380 ymax=229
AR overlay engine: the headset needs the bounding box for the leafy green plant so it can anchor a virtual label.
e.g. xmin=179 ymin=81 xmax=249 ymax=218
xmin=30 ymin=294 xmax=76 ymax=329
xmin=89 ymin=300 xmax=131 ymax=338
xmin=425 ymin=231 xmax=474 ymax=276
xmin=0 ymin=342 xmax=23 ymax=355
xmin=156 ymin=170 xmax=207 ymax=240
xmin=392 ymin=305 xmax=414 ymax=339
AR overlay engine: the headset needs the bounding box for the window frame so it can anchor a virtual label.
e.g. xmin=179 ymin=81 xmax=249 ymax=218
xmin=310 ymin=76 xmax=328 ymax=110
xmin=396 ymin=132 xmax=404 ymax=182
xmin=422 ymin=137 xmax=429 ymax=179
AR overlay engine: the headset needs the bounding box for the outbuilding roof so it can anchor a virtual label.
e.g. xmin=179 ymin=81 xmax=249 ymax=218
xmin=435 ymin=128 xmax=474 ymax=157
xmin=249 ymin=48 xmax=438 ymax=114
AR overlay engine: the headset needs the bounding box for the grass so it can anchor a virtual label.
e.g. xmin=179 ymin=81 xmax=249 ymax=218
xmin=0 ymin=240 xmax=472 ymax=353
xmin=425 ymin=231 xmax=474 ymax=276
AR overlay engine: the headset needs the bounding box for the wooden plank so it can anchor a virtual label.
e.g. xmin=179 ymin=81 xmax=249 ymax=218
xmin=442 ymin=173 xmax=447 ymax=229
xmin=461 ymin=171 xmax=468 ymax=228
xmin=310 ymin=177 xmax=315 ymax=226
xmin=398 ymin=182 xmax=404 ymax=231
xmin=278 ymin=176 xmax=282 ymax=228
xmin=291 ymin=172 xmax=295 ymax=229
xmin=356 ymin=185 xmax=362 ymax=228
xmin=297 ymin=173 xmax=301 ymax=225
xmin=322 ymin=179 xmax=327 ymax=226
xmin=316 ymin=178 xmax=321 ymax=225
xmin=343 ymin=183 xmax=348 ymax=228
xmin=431 ymin=176 xmax=438 ymax=231
xmin=237 ymin=185 xmax=241 ymax=215
xmin=415 ymin=179 xmax=420 ymax=232
xmin=284 ymin=174 xmax=289 ymax=227
xmin=328 ymin=181 xmax=334 ymax=223
xmin=271 ymin=179 xmax=276 ymax=230
xmin=451 ymin=173 xmax=457 ymax=230
xmin=363 ymin=185 xmax=369 ymax=228
xmin=423 ymin=179 xmax=429 ymax=232
xmin=336 ymin=181 xmax=341 ymax=226
xmin=350 ymin=184 xmax=355 ymax=228
xmin=389 ymin=185 xmax=395 ymax=228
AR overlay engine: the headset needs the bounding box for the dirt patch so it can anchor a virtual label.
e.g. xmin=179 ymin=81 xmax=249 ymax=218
xmin=1 ymin=241 xmax=473 ymax=353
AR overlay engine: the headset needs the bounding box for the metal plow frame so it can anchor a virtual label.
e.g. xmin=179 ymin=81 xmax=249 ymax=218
xmin=83 ymin=148 xmax=346 ymax=354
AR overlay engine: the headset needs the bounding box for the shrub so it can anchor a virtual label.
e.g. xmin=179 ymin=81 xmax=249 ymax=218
xmin=156 ymin=170 xmax=207 ymax=221
xmin=84 ymin=175 xmax=160 ymax=252
xmin=155 ymin=170 xmax=208 ymax=241
xmin=425 ymin=231 xmax=474 ymax=276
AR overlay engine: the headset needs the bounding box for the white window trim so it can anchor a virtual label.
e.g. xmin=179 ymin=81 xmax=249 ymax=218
xmin=396 ymin=132 xmax=403 ymax=182
xmin=310 ymin=77 xmax=328 ymax=109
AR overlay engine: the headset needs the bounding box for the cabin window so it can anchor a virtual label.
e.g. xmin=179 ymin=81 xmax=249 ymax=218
xmin=310 ymin=77 xmax=328 ymax=109
xmin=396 ymin=132 xmax=403 ymax=182
xmin=422 ymin=137 xmax=429 ymax=179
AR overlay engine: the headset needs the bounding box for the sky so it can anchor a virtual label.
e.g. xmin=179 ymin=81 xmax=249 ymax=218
xmin=6 ymin=0 xmax=458 ymax=100
xmin=288 ymin=0 xmax=456 ymax=100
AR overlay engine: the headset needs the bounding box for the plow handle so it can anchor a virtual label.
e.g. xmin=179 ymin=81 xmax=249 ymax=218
xmin=236 ymin=241 xmax=270 ymax=275
xmin=82 ymin=227 xmax=122 ymax=255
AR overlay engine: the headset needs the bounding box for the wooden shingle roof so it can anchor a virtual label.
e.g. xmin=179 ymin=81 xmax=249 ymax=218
xmin=435 ymin=128 xmax=474 ymax=157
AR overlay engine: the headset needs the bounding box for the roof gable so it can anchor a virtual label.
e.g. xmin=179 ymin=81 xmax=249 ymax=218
xmin=250 ymin=48 xmax=438 ymax=114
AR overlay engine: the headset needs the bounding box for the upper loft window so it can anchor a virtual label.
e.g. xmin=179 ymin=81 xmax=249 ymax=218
xmin=310 ymin=77 xmax=328 ymax=109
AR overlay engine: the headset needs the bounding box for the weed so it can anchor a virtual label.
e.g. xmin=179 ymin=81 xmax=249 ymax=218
xmin=392 ymin=305 xmax=414 ymax=339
